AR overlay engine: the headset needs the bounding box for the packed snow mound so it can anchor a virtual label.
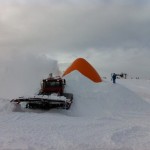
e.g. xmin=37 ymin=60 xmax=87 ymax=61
xmin=64 ymin=71 xmax=150 ymax=117
xmin=1 ymin=71 xmax=150 ymax=150
xmin=1 ymin=71 xmax=150 ymax=117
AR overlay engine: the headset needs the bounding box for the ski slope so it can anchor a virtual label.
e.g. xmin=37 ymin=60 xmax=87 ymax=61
xmin=0 ymin=71 xmax=150 ymax=150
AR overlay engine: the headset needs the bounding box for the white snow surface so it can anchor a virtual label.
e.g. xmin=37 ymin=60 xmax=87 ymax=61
xmin=1 ymin=71 xmax=150 ymax=150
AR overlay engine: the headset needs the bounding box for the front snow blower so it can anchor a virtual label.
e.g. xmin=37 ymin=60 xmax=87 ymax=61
xmin=10 ymin=74 xmax=73 ymax=110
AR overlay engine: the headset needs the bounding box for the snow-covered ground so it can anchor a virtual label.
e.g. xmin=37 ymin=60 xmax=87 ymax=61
xmin=0 ymin=71 xmax=150 ymax=150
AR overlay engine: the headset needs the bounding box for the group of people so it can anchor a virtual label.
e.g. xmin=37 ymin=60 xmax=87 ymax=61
xmin=111 ymin=73 xmax=128 ymax=83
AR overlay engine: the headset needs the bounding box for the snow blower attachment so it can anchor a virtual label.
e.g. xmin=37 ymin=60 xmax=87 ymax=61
xmin=10 ymin=74 xmax=73 ymax=110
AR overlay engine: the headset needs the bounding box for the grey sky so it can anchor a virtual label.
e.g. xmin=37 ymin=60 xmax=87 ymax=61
xmin=0 ymin=0 xmax=150 ymax=79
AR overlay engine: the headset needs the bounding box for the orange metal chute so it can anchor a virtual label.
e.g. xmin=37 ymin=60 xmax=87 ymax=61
xmin=62 ymin=58 xmax=102 ymax=83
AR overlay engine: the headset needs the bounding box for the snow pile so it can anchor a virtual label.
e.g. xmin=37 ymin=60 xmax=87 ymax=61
xmin=64 ymin=71 xmax=150 ymax=117
xmin=0 ymin=71 xmax=150 ymax=150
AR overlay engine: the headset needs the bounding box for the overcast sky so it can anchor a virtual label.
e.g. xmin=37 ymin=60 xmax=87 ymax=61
xmin=0 ymin=0 xmax=150 ymax=79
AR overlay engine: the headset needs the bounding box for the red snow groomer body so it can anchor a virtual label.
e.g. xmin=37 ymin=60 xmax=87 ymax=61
xmin=11 ymin=74 xmax=73 ymax=110
xmin=39 ymin=76 xmax=65 ymax=95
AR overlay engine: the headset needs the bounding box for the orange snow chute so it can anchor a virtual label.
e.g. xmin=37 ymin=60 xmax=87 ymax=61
xmin=62 ymin=58 xmax=102 ymax=83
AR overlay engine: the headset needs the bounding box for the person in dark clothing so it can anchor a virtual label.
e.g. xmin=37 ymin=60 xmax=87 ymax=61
xmin=112 ymin=73 xmax=117 ymax=84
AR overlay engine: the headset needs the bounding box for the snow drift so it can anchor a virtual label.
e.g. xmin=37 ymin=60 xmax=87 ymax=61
xmin=64 ymin=71 xmax=150 ymax=117
xmin=1 ymin=71 xmax=150 ymax=117
xmin=0 ymin=71 xmax=150 ymax=150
